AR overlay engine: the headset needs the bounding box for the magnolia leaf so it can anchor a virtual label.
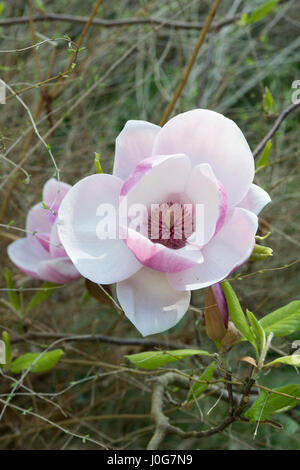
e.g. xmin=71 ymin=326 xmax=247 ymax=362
xmin=260 ymin=301 xmax=300 ymax=337
xmin=25 ymin=282 xmax=58 ymax=314
xmin=187 ymin=362 xmax=216 ymax=402
xmin=4 ymin=269 xmax=20 ymax=313
xmin=244 ymin=384 xmax=300 ymax=422
xmin=247 ymin=309 xmax=266 ymax=353
xmin=125 ymin=349 xmax=212 ymax=370
xmin=239 ymin=356 xmax=258 ymax=368
xmin=2 ymin=331 xmax=11 ymax=364
xmin=264 ymin=355 xmax=300 ymax=369
xmin=255 ymin=140 xmax=272 ymax=173
xmin=10 ymin=349 xmax=64 ymax=374
xmin=263 ymin=87 xmax=274 ymax=113
xmin=221 ymin=282 xmax=257 ymax=351
xmin=248 ymin=0 xmax=278 ymax=24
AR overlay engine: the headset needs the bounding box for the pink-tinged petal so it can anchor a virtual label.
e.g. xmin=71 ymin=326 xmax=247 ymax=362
xmin=37 ymin=257 xmax=80 ymax=284
xmin=184 ymin=163 xmax=227 ymax=245
xmin=152 ymin=109 xmax=254 ymax=207
xmin=49 ymin=220 xmax=67 ymax=258
xmin=123 ymin=227 xmax=203 ymax=273
xmin=43 ymin=178 xmax=71 ymax=207
xmin=57 ymin=174 xmax=142 ymax=284
xmin=211 ymin=283 xmax=229 ymax=328
xmin=167 ymin=208 xmax=258 ymax=291
xmin=7 ymin=238 xmax=50 ymax=280
xmin=120 ymin=154 xmax=191 ymax=207
xmin=237 ymin=183 xmax=271 ymax=215
xmin=116 ymin=267 xmax=191 ymax=336
xmin=26 ymin=202 xmax=53 ymax=257
xmin=113 ymin=120 xmax=160 ymax=181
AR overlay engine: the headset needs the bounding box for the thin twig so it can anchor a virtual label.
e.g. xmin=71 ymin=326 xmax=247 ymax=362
xmin=0 ymin=13 xmax=240 ymax=31
xmin=159 ymin=0 xmax=222 ymax=126
xmin=253 ymin=102 xmax=300 ymax=159
xmin=10 ymin=331 xmax=189 ymax=350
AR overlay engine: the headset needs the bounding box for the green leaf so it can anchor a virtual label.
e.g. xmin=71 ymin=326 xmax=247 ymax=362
xmin=125 ymin=349 xmax=212 ymax=370
xmin=248 ymin=0 xmax=278 ymax=24
xmin=2 ymin=331 xmax=11 ymax=364
xmin=187 ymin=362 xmax=216 ymax=402
xmin=4 ymin=269 xmax=20 ymax=313
xmin=244 ymin=384 xmax=300 ymax=422
xmin=255 ymin=140 xmax=272 ymax=173
xmin=221 ymin=282 xmax=257 ymax=351
xmin=260 ymin=301 xmax=300 ymax=337
xmin=264 ymin=355 xmax=300 ymax=369
xmin=246 ymin=310 xmax=266 ymax=353
xmin=263 ymin=87 xmax=274 ymax=113
xmin=94 ymin=152 xmax=103 ymax=174
xmin=10 ymin=349 xmax=64 ymax=374
xmin=25 ymin=282 xmax=58 ymax=314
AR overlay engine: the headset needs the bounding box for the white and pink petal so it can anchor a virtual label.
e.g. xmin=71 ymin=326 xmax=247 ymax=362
xmin=57 ymin=173 xmax=142 ymax=284
xmin=237 ymin=183 xmax=271 ymax=215
xmin=152 ymin=109 xmax=254 ymax=207
xmin=113 ymin=120 xmax=160 ymax=181
xmin=117 ymin=267 xmax=191 ymax=336
xmin=167 ymin=208 xmax=258 ymax=291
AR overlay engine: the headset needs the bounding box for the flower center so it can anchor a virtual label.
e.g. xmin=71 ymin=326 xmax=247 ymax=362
xmin=148 ymin=202 xmax=194 ymax=249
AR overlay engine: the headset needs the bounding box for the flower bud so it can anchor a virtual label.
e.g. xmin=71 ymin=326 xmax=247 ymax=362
xmin=220 ymin=321 xmax=242 ymax=348
xmin=205 ymin=284 xmax=229 ymax=341
xmin=249 ymin=243 xmax=273 ymax=261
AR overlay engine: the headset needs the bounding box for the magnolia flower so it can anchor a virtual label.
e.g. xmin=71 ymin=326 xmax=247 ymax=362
xmin=58 ymin=109 xmax=271 ymax=336
xmin=7 ymin=179 xmax=81 ymax=284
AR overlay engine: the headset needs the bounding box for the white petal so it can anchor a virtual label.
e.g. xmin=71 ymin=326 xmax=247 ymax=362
xmin=113 ymin=120 xmax=160 ymax=181
xmin=152 ymin=109 xmax=254 ymax=206
xmin=167 ymin=208 xmax=258 ymax=290
xmin=7 ymin=238 xmax=49 ymax=280
xmin=37 ymin=258 xmax=80 ymax=284
xmin=185 ymin=163 xmax=227 ymax=245
xmin=57 ymin=174 xmax=142 ymax=284
xmin=237 ymin=183 xmax=271 ymax=215
xmin=117 ymin=267 xmax=191 ymax=336
xmin=43 ymin=178 xmax=71 ymax=206
xmin=120 ymin=154 xmax=191 ymax=208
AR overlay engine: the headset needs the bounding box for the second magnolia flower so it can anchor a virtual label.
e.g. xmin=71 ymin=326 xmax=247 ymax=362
xmin=58 ymin=108 xmax=271 ymax=336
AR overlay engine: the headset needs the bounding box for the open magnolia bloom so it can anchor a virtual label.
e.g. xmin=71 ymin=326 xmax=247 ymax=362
xmin=58 ymin=109 xmax=271 ymax=336
xmin=7 ymin=179 xmax=81 ymax=284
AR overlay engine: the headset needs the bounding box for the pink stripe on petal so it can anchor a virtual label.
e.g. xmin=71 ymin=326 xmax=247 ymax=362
xmin=211 ymin=283 xmax=229 ymax=328
xmin=122 ymin=227 xmax=200 ymax=273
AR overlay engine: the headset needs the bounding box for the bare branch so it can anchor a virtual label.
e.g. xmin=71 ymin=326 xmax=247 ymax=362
xmin=253 ymin=102 xmax=300 ymax=159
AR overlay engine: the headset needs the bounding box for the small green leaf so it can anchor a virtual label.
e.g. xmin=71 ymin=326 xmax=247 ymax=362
xmin=10 ymin=349 xmax=64 ymax=374
xmin=264 ymin=355 xmax=300 ymax=369
xmin=94 ymin=152 xmax=103 ymax=174
xmin=25 ymin=282 xmax=58 ymax=314
xmin=255 ymin=140 xmax=271 ymax=173
xmin=246 ymin=310 xmax=266 ymax=353
xmin=248 ymin=0 xmax=278 ymax=24
xmin=187 ymin=362 xmax=216 ymax=402
xmin=263 ymin=87 xmax=274 ymax=113
xmin=4 ymin=269 xmax=20 ymax=313
xmin=221 ymin=281 xmax=257 ymax=351
xmin=2 ymin=331 xmax=11 ymax=364
xmin=260 ymin=301 xmax=300 ymax=337
xmin=125 ymin=349 xmax=213 ymax=370
xmin=244 ymin=384 xmax=300 ymax=422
